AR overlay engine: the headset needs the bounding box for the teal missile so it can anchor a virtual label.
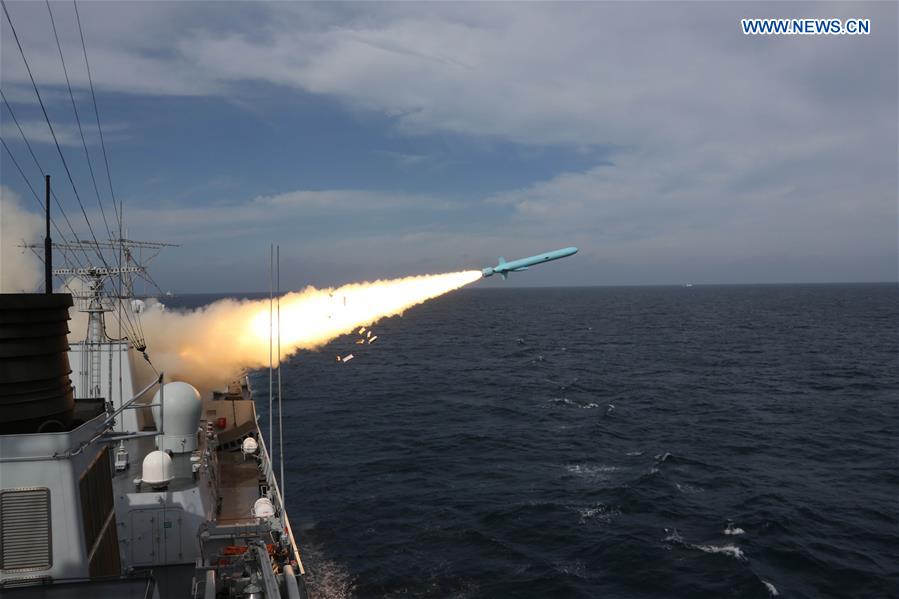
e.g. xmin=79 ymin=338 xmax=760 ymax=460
xmin=481 ymin=247 xmax=578 ymax=280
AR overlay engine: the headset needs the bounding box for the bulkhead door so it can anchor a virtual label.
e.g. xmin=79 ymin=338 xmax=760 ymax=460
xmin=130 ymin=510 xmax=159 ymax=565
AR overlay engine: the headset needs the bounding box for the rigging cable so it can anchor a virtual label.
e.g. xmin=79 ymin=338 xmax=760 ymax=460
xmin=1 ymin=0 xmax=143 ymax=345
xmin=45 ymin=0 xmax=115 ymax=245
xmin=0 ymin=136 xmax=78 ymax=265
xmin=1 ymin=0 xmax=110 ymax=269
xmin=0 ymin=88 xmax=90 ymax=269
xmin=0 ymin=137 xmax=83 ymax=296
xmin=72 ymin=0 xmax=132 ymax=365
xmin=72 ymin=0 xmax=120 ymax=230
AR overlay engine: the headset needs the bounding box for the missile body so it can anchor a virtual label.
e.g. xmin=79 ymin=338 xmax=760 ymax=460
xmin=481 ymin=247 xmax=578 ymax=279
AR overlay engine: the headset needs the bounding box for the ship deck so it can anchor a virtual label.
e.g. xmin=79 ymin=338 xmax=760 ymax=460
xmin=216 ymin=446 xmax=264 ymax=523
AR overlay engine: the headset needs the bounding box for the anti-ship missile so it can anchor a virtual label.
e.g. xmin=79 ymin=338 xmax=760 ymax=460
xmin=481 ymin=247 xmax=578 ymax=279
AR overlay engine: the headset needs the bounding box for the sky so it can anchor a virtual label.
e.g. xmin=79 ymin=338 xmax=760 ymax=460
xmin=0 ymin=1 xmax=896 ymax=292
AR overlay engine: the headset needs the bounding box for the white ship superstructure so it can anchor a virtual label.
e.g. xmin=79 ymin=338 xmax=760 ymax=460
xmin=0 ymin=287 xmax=308 ymax=598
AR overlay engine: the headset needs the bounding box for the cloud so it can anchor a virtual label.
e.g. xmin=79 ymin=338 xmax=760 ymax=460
xmin=1 ymin=2 xmax=894 ymax=288
xmin=121 ymin=188 xmax=456 ymax=242
xmin=4 ymin=3 xmax=893 ymax=146
xmin=0 ymin=118 xmax=123 ymax=147
xmin=0 ymin=186 xmax=43 ymax=292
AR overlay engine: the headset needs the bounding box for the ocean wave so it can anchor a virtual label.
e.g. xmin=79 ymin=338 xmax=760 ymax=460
xmin=547 ymin=397 xmax=600 ymax=409
xmin=693 ymin=543 xmax=745 ymax=560
xmin=724 ymin=522 xmax=745 ymax=535
xmin=303 ymin=548 xmax=357 ymax=599
xmin=675 ymin=482 xmax=703 ymax=494
xmin=663 ymin=528 xmax=683 ymax=544
xmin=577 ymin=503 xmax=619 ymax=525
xmin=663 ymin=529 xmax=745 ymax=560
xmin=763 ymin=581 xmax=779 ymax=596
xmin=553 ymin=558 xmax=587 ymax=578
xmin=566 ymin=463 xmax=619 ymax=484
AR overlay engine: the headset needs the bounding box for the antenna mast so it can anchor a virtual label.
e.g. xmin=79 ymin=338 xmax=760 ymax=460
xmin=44 ymin=175 xmax=52 ymax=294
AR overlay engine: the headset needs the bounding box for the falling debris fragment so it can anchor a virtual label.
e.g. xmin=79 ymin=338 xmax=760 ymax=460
xmin=342 ymin=354 xmax=354 ymax=363
xmin=367 ymin=335 xmax=378 ymax=344
xmin=367 ymin=331 xmax=372 ymax=338
xmin=358 ymin=327 xmax=366 ymax=335
xmin=355 ymin=339 xmax=365 ymax=345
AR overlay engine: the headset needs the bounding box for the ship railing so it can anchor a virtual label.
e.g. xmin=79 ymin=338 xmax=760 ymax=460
xmin=0 ymin=373 xmax=164 ymax=463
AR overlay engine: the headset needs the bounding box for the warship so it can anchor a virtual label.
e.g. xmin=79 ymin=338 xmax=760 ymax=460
xmin=0 ymin=188 xmax=309 ymax=599
xmin=0 ymin=0 xmax=308 ymax=593
xmin=0 ymin=257 xmax=308 ymax=599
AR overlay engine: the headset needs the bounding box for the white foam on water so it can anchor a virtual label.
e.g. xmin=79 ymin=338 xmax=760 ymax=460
xmin=553 ymin=558 xmax=587 ymax=578
xmin=577 ymin=503 xmax=618 ymax=525
xmin=663 ymin=528 xmax=683 ymax=543
xmin=724 ymin=523 xmax=745 ymax=535
xmin=566 ymin=464 xmax=618 ymax=483
xmin=694 ymin=543 xmax=745 ymax=560
xmin=626 ymin=450 xmax=644 ymax=456
xmin=547 ymin=397 xmax=599 ymax=409
xmin=675 ymin=482 xmax=703 ymax=494
xmin=763 ymin=581 xmax=779 ymax=596
xmin=302 ymin=543 xmax=356 ymax=599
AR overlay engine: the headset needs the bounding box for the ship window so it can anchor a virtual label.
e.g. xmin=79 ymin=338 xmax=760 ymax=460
xmin=0 ymin=488 xmax=51 ymax=572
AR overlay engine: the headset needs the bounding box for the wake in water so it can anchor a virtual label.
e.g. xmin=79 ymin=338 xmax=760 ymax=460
xmin=300 ymin=543 xmax=356 ymax=599
xmin=662 ymin=528 xmax=746 ymax=560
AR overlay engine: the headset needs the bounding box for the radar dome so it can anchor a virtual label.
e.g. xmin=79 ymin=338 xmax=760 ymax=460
xmin=142 ymin=450 xmax=173 ymax=489
xmin=242 ymin=437 xmax=258 ymax=455
xmin=252 ymin=497 xmax=275 ymax=519
xmin=152 ymin=381 xmax=202 ymax=453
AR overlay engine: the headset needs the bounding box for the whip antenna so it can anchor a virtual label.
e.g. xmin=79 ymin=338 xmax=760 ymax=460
xmin=277 ymin=245 xmax=285 ymax=504
xmin=268 ymin=245 xmax=273 ymax=455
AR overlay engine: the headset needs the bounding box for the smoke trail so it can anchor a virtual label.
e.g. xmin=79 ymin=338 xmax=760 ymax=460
xmin=140 ymin=270 xmax=482 ymax=390
xmin=0 ymin=186 xmax=43 ymax=292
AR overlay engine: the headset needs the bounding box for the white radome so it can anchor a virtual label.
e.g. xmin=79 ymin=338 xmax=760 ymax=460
xmin=252 ymin=497 xmax=275 ymax=519
xmin=242 ymin=437 xmax=259 ymax=455
xmin=141 ymin=450 xmax=174 ymax=489
xmin=152 ymin=381 xmax=202 ymax=453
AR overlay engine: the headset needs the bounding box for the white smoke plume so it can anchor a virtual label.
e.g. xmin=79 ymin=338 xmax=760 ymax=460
xmin=0 ymin=186 xmax=43 ymax=293
xmin=138 ymin=270 xmax=482 ymax=390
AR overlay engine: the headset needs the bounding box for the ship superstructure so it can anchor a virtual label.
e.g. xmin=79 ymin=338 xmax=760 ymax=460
xmin=0 ymin=2 xmax=307 ymax=594
xmin=1 ymin=231 xmax=307 ymax=599
xmin=0 ymin=288 xmax=308 ymax=598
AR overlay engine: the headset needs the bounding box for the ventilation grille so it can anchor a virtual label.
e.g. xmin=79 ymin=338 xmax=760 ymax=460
xmin=0 ymin=488 xmax=51 ymax=572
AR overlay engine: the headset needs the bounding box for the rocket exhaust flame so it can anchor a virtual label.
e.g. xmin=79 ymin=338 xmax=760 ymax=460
xmin=135 ymin=270 xmax=482 ymax=389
